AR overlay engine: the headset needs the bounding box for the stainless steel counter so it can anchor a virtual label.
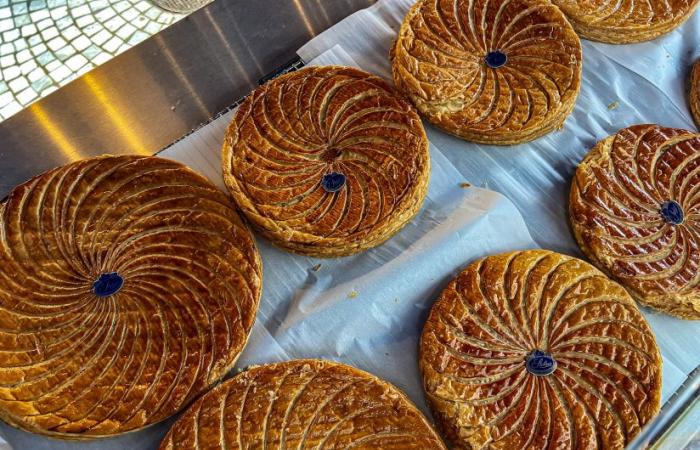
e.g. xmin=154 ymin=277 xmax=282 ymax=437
xmin=0 ymin=0 xmax=375 ymax=197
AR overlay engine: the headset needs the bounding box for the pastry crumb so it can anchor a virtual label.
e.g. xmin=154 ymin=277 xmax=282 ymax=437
xmin=347 ymin=290 xmax=359 ymax=299
xmin=607 ymin=101 xmax=620 ymax=110
xmin=459 ymin=182 xmax=471 ymax=188
xmin=311 ymin=263 xmax=322 ymax=272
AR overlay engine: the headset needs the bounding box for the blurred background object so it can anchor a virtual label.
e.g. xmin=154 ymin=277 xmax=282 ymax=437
xmin=0 ymin=0 xmax=184 ymax=121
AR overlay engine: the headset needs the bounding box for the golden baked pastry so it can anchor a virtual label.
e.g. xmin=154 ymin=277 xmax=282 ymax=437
xmin=159 ymin=359 xmax=447 ymax=449
xmin=420 ymin=250 xmax=662 ymax=449
xmin=391 ymin=0 xmax=582 ymax=145
xmin=570 ymin=124 xmax=700 ymax=319
xmin=551 ymin=0 xmax=699 ymax=43
xmin=0 ymin=155 xmax=262 ymax=438
xmin=691 ymin=60 xmax=700 ymax=128
xmin=222 ymin=65 xmax=430 ymax=257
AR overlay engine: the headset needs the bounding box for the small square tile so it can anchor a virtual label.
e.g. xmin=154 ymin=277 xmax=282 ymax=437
xmin=36 ymin=51 xmax=55 ymax=65
xmin=16 ymin=49 xmax=32 ymax=63
xmin=29 ymin=8 xmax=49 ymax=22
xmin=11 ymin=3 xmax=27 ymax=14
xmin=21 ymin=25 xmax=39 ymax=38
xmin=40 ymin=25 xmax=58 ymax=40
xmin=0 ymin=92 xmax=13 ymax=107
xmin=83 ymin=22 xmax=100 ymax=36
xmin=1 ymin=101 xmax=25 ymax=118
xmin=0 ymin=7 xmax=9 ymax=19
xmin=9 ymin=77 xmax=29 ymax=92
xmin=55 ymin=15 xmax=72 ymax=29
xmin=92 ymin=52 xmax=111 ymax=65
xmin=144 ymin=9 xmax=160 ymax=20
xmin=95 ymin=6 xmax=115 ymax=22
xmin=0 ymin=54 xmax=14 ymax=68
xmin=47 ymin=0 xmax=67 ymax=7
xmin=3 ymin=29 xmax=21 ymax=42
xmin=103 ymin=35 xmax=122 ymax=53
xmin=65 ymin=54 xmax=87 ymax=71
xmin=62 ymin=25 xmax=80 ymax=40
xmin=72 ymin=35 xmax=90 ymax=50
xmin=121 ymin=8 xmax=139 ymax=22
xmin=13 ymin=39 xmax=27 ymax=51
xmin=27 ymin=66 xmax=44 ymax=81
xmin=72 ymin=4 xmax=89 ymax=17
xmin=13 ymin=13 xmax=31 ymax=26
xmin=51 ymin=65 xmax=71 ymax=82
xmin=32 ymin=75 xmax=53 ymax=92
xmin=0 ymin=17 xmax=14 ymax=32
xmin=49 ymin=5 xmax=67 ymax=19
xmin=105 ymin=16 xmax=125 ymax=32
xmin=116 ymin=23 xmax=135 ymax=39
xmin=89 ymin=0 xmax=109 ymax=11
xmin=0 ymin=42 xmax=12 ymax=56
xmin=0 ymin=81 xmax=7 ymax=94
xmin=45 ymin=59 xmax=60 ymax=71
xmin=27 ymin=34 xmax=41 ymax=46
xmin=29 ymin=0 xmax=47 ymax=12
xmin=114 ymin=1 xmax=130 ymax=13
xmin=54 ymin=46 xmax=74 ymax=62
xmin=47 ymin=36 xmax=66 ymax=51
xmin=83 ymin=44 xmax=101 ymax=59
xmin=17 ymin=87 xmax=38 ymax=105
xmin=37 ymin=17 xmax=52 ymax=30
xmin=31 ymin=42 xmax=47 ymax=55
xmin=20 ymin=59 xmax=37 ymax=74
xmin=127 ymin=30 xmax=149 ymax=45
xmin=2 ymin=65 xmax=20 ymax=79
xmin=75 ymin=14 xmax=93 ymax=27
xmin=92 ymin=29 xmax=110 ymax=45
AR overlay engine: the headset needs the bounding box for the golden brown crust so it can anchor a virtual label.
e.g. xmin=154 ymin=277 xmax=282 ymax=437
xmin=0 ymin=155 xmax=262 ymax=438
xmin=691 ymin=60 xmax=700 ymax=129
xmin=159 ymin=359 xmax=447 ymax=450
xmin=552 ymin=0 xmax=700 ymax=43
xmin=420 ymin=250 xmax=662 ymax=450
xmin=391 ymin=0 xmax=582 ymax=145
xmin=570 ymin=125 xmax=700 ymax=319
xmin=222 ymin=65 xmax=430 ymax=257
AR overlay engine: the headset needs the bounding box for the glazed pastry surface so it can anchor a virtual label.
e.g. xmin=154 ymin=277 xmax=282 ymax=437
xmin=0 ymin=155 xmax=262 ymax=437
xmin=570 ymin=125 xmax=700 ymax=319
xmin=420 ymin=250 xmax=662 ymax=449
xmin=159 ymin=359 xmax=447 ymax=449
xmin=391 ymin=0 xmax=582 ymax=144
xmin=223 ymin=65 xmax=430 ymax=257
xmin=551 ymin=0 xmax=700 ymax=43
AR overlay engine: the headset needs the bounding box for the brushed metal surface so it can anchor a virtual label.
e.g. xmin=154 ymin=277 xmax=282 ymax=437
xmin=0 ymin=0 xmax=375 ymax=197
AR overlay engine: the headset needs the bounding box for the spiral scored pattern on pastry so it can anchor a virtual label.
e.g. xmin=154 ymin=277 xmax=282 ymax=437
xmin=551 ymin=0 xmax=700 ymax=44
xmin=570 ymin=125 xmax=700 ymax=319
xmin=159 ymin=359 xmax=447 ymax=450
xmin=0 ymin=155 xmax=262 ymax=438
xmin=420 ymin=250 xmax=662 ymax=450
xmin=222 ymin=65 xmax=430 ymax=257
xmin=691 ymin=60 xmax=700 ymax=129
xmin=391 ymin=0 xmax=582 ymax=145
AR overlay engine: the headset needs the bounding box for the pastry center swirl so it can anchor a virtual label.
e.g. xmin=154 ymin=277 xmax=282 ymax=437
xmin=92 ymin=272 xmax=124 ymax=297
xmin=485 ymin=51 xmax=508 ymax=69
xmin=525 ymin=350 xmax=557 ymax=376
xmin=660 ymin=200 xmax=684 ymax=225
xmin=321 ymin=146 xmax=342 ymax=163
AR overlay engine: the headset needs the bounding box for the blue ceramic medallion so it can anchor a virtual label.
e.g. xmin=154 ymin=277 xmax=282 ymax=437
xmin=660 ymin=200 xmax=684 ymax=225
xmin=322 ymin=172 xmax=346 ymax=193
xmin=485 ymin=51 xmax=507 ymax=69
xmin=525 ymin=350 xmax=557 ymax=376
xmin=93 ymin=272 xmax=124 ymax=297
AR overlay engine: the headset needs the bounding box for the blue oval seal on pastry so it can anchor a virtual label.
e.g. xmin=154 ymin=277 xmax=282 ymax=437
xmin=93 ymin=272 xmax=124 ymax=297
xmin=322 ymin=172 xmax=346 ymax=193
xmin=525 ymin=350 xmax=557 ymax=376
xmin=660 ymin=200 xmax=684 ymax=225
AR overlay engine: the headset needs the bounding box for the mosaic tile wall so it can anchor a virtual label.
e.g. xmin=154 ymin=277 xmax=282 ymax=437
xmin=0 ymin=0 xmax=183 ymax=121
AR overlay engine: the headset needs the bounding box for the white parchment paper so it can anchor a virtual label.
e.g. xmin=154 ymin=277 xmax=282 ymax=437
xmin=1 ymin=0 xmax=699 ymax=448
